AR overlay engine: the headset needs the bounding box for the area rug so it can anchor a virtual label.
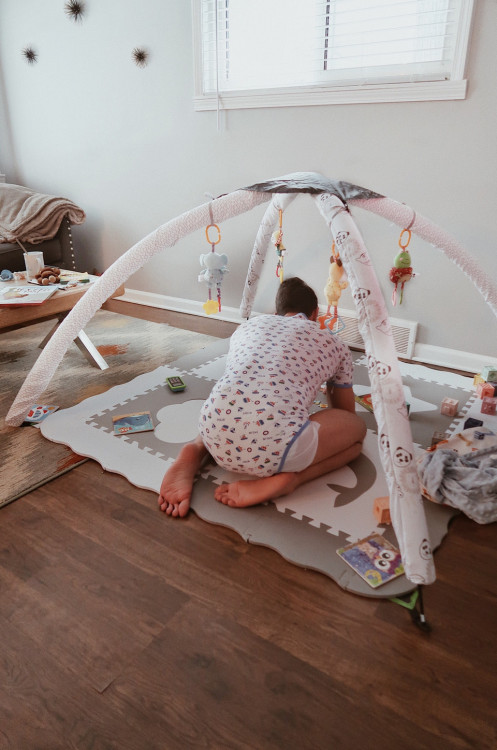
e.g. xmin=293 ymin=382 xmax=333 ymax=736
xmin=40 ymin=337 xmax=492 ymax=597
xmin=0 ymin=311 xmax=218 ymax=507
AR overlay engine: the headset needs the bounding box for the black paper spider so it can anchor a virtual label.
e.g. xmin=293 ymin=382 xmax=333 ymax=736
xmin=64 ymin=0 xmax=85 ymax=22
xmin=22 ymin=47 xmax=38 ymax=64
xmin=132 ymin=48 xmax=149 ymax=68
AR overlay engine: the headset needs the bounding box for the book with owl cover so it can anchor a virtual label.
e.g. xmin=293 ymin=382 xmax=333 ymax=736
xmin=337 ymin=533 xmax=405 ymax=588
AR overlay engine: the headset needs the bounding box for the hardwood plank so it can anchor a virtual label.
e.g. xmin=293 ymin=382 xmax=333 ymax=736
xmin=104 ymin=599 xmax=439 ymax=750
xmin=1 ymin=459 xmax=496 ymax=749
xmin=0 ymin=613 xmax=172 ymax=750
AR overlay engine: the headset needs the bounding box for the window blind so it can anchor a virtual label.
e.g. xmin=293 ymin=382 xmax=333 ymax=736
xmin=199 ymin=0 xmax=467 ymax=94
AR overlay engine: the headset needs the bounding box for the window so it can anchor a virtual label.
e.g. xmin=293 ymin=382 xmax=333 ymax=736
xmin=193 ymin=0 xmax=475 ymax=110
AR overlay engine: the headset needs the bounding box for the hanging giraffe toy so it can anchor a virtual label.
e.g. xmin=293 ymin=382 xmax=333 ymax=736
xmin=271 ymin=209 xmax=286 ymax=283
xmin=199 ymin=219 xmax=228 ymax=315
xmin=318 ymin=244 xmax=348 ymax=334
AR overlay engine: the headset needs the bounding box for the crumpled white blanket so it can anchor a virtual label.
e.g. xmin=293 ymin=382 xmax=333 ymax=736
xmin=0 ymin=183 xmax=86 ymax=244
xmin=418 ymin=445 xmax=497 ymax=524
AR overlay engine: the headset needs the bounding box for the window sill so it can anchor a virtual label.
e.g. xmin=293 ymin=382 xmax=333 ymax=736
xmin=194 ymin=79 xmax=468 ymax=111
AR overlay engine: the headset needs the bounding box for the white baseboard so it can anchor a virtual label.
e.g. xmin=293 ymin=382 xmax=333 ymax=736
xmin=119 ymin=288 xmax=497 ymax=374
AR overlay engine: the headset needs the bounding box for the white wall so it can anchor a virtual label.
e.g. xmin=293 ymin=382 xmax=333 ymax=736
xmin=0 ymin=0 xmax=496 ymax=361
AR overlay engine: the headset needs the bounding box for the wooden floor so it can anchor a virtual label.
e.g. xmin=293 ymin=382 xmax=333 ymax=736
xmin=1 ymin=460 xmax=496 ymax=750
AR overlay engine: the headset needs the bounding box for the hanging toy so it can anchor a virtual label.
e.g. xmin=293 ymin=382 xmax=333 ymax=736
xmin=271 ymin=209 xmax=286 ymax=284
xmin=198 ymin=222 xmax=228 ymax=315
xmin=317 ymin=245 xmax=348 ymax=334
xmin=390 ymin=228 xmax=414 ymax=305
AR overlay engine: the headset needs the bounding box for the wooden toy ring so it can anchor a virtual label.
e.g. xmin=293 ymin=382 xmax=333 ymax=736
xmin=398 ymin=229 xmax=411 ymax=250
xmin=205 ymin=224 xmax=221 ymax=245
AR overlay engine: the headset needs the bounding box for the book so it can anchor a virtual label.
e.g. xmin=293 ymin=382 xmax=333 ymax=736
xmin=112 ymin=411 xmax=154 ymax=435
xmin=0 ymin=284 xmax=58 ymax=306
xmin=23 ymin=404 xmax=59 ymax=424
xmin=354 ymin=393 xmax=374 ymax=412
xmin=337 ymin=533 xmax=405 ymax=588
xmin=58 ymin=270 xmax=92 ymax=286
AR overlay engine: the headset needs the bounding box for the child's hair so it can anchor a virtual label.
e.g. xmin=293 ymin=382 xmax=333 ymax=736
xmin=275 ymin=276 xmax=318 ymax=318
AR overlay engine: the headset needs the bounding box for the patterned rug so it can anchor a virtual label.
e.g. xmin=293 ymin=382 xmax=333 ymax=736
xmin=0 ymin=311 xmax=217 ymax=507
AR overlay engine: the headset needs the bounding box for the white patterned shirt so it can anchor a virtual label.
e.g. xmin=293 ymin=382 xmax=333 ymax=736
xmin=199 ymin=313 xmax=354 ymax=477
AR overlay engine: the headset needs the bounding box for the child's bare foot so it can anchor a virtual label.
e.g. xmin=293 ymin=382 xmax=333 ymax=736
xmin=158 ymin=439 xmax=207 ymax=518
xmin=214 ymin=472 xmax=297 ymax=508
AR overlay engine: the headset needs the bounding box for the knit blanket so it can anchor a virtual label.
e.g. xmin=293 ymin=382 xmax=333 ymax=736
xmin=0 ymin=183 xmax=86 ymax=244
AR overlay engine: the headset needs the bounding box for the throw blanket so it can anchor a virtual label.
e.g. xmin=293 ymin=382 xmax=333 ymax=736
xmin=418 ymin=445 xmax=497 ymax=524
xmin=0 ymin=183 xmax=86 ymax=244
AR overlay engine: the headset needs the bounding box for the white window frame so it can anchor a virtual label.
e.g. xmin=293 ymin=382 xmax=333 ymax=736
xmin=192 ymin=0 xmax=475 ymax=111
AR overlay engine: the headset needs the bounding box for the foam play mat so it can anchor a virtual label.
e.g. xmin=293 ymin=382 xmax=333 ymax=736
xmin=41 ymin=338 xmax=486 ymax=598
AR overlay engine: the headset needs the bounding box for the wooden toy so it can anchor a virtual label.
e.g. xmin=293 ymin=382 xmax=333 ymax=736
xmin=476 ymin=382 xmax=496 ymax=399
xmin=481 ymin=397 xmax=497 ymax=415
xmin=441 ymin=397 xmax=459 ymax=416
xmin=480 ymin=366 xmax=497 ymax=382
xmin=487 ymin=382 xmax=497 ymax=397
xmin=373 ymin=496 xmax=391 ymax=524
xmin=473 ymin=373 xmax=485 ymax=387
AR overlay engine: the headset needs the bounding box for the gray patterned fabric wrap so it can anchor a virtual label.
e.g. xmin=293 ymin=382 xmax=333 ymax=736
xmin=242 ymin=172 xmax=383 ymax=201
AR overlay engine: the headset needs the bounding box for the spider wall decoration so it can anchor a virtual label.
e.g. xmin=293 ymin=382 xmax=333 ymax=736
xmin=64 ymin=0 xmax=85 ymax=22
xmin=22 ymin=47 xmax=38 ymax=64
xmin=132 ymin=48 xmax=149 ymax=68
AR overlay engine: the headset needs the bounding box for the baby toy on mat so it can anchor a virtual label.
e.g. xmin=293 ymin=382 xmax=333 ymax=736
xmin=318 ymin=247 xmax=348 ymax=333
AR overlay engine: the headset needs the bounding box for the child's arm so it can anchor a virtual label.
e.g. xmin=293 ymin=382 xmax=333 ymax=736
xmin=326 ymin=382 xmax=356 ymax=413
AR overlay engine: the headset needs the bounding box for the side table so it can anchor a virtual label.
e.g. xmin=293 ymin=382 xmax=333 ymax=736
xmin=0 ymin=276 xmax=126 ymax=369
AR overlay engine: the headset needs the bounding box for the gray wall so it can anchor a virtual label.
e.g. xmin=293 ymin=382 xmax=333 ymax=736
xmin=0 ymin=0 xmax=495 ymax=358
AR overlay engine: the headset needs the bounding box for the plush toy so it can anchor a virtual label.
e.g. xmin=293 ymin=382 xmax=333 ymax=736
xmin=318 ymin=253 xmax=348 ymax=333
xmin=389 ymin=229 xmax=414 ymax=305
xmin=324 ymin=256 xmax=348 ymax=307
xmin=272 ymin=210 xmax=286 ymax=283
xmin=199 ymin=223 xmax=228 ymax=315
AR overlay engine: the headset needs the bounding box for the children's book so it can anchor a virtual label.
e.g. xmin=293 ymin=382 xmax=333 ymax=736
xmin=23 ymin=405 xmax=59 ymax=424
xmin=0 ymin=285 xmax=58 ymax=306
xmin=337 ymin=533 xmax=405 ymax=588
xmin=354 ymin=393 xmax=374 ymax=412
xmin=112 ymin=411 xmax=154 ymax=435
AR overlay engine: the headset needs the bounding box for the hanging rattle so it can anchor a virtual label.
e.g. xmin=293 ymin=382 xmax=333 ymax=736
xmin=390 ymin=226 xmax=414 ymax=305
xmin=317 ymin=244 xmax=348 ymax=334
xmin=198 ymin=218 xmax=228 ymax=315
xmin=272 ymin=209 xmax=286 ymax=284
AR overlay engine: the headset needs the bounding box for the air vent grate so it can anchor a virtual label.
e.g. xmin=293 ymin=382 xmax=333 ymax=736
xmin=319 ymin=307 xmax=418 ymax=359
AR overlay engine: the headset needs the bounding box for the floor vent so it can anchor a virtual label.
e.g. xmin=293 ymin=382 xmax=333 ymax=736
xmin=320 ymin=307 xmax=418 ymax=359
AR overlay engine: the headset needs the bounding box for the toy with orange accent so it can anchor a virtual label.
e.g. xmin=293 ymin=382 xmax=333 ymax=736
xmin=318 ymin=245 xmax=348 ymax=333
xmin=271 ymin=209 xmax=286 ymax=283
xmin=390 ymin=227 xmax=414 ymax=305
xmin=199 ymin=222 xmax=228 ymax=315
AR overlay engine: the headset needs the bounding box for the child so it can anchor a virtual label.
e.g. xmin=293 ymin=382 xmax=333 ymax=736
xmin=158 ymin=276 xmax=366 ymax=517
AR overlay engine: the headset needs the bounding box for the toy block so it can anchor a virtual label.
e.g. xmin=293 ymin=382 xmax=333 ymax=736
xmin=476 ymin=382 xmax=496 ymax=399
xmin=473 ymin=373 xmax=485 ymax=387
xmin=481 ymin=366 xmax=497 ymax=382
xmin=373 ymin=496 xmax=391 ymax=524
xmin=441 ymin=397 xmax=459 ymax=416
xmin=481 ymin=397 xmax=497 ymax=415
xmin=464 ymin=417 xmax=484 ymax=430
xmin=431 ymin=430 xmax=446 ymax=447
xmin=487 ymin=382 xmax=497 ymax=397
